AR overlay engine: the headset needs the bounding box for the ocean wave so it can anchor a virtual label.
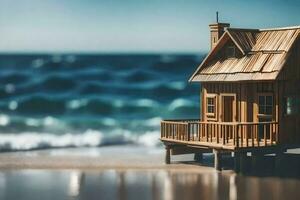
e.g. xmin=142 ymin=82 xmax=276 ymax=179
xmin=152 ymin=55 xmax=198 ymax=73
xmin=17 ymin=96 xmax=66 ymax=115
xmin=0 ymin=114 xmax=10 ymax=126
xmin=0 ymin=130 xmax=103 ymax=150
xmin=2 ymin=94 xmax=199 ymax=119
xmin=134 ymin=99 xmax=159 ymax=107
xmin=136 ymin=131 xmax=161 ymax=147
xmin=124 ymin=70 xmax=157 ymax=83
xmin=7 ymin=96 xmax=161 ymax=116
xmin=143 ymin=117 xmax=162 ymax=127
xmin=168 ymin=98 xmax=196 ymax=111
xmin=0 ymin=129 xmax=162 ymax=151
xmin=76 ymin=71 xmax=114 ymax=82
xmin=0 ymin=54 xmax=204 ymax=151
xmin=66 ymin=99 xmax=88 ymax=109
xmin=0 ymin=73 xmax=30 ymax=85
xmin=41 ymin=75 xmax=77 ymax=92
xmin=75 ymin=99 xmax=115 ymax=115
xmin=79 ymin=82 xmax=106 ymax=94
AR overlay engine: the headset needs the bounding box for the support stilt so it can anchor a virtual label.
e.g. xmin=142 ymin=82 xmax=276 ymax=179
xmin=275 ymin=150 xmax=284 ymax=175
xmin=214 ymin=149 xmax=222 ymax=171
xmin=251 ymin=151 xmax=264 ymax=174
xmin=234 ymin=152 xmax=240 ymax=173
xmin=239 ymin=152 xmax=248 ymax=173
xmin=194 ymin=153 xmax=203 ymax=162
xmin=165 ymin=146 xmax=171 ymax=164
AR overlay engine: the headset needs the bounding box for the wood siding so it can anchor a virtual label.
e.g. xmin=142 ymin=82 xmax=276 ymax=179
xmin=202 ymin=82 xmax=275 ymax=120
xmin=201 ymin=82 xmax=281 ymax=141
xmin=277 ymin=37 xmax=300 ymax=144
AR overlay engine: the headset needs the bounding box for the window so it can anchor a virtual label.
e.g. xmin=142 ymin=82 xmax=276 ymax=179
xmin=226 ymin=46 xmax=236 ymax=58
xmin=286 ymin=96 xmax=300 ymax=115
xmin=258 ymin=95 xmax=273 ymax=116
xmin=206 ymin=94 xmax=217 ymax=118
xmin=207 ymin=98 xmax=215 ymax=114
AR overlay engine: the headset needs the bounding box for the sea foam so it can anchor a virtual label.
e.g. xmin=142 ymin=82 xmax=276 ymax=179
xmin=0 ymin=130 xmax=102 ymax=150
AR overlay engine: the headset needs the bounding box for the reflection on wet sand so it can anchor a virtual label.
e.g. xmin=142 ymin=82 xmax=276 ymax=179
xmin=68 ymin=171 xmax=85 ymax=198
xmin=1 ymin=170 xmax=299 ymax=200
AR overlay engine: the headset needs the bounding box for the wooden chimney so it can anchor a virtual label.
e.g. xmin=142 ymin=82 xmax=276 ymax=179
xmin=209 ymin=12 xmax=230 ymax=49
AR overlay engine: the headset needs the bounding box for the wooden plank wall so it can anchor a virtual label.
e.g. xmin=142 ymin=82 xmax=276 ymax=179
xmin=200 ymin=77 xmax=300 ymax=145
xmin=201 ymin=82 xmax=275 ymax=122
xmin=277 ymin=37 xmax=300 ymax=144
xmin=201 ymin=81 xmax=280 ymax=142
xmin=201 ymin=83 xmax=239 ymax=122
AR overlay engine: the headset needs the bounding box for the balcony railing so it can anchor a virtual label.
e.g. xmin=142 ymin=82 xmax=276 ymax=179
xmin=160 ymin=120 xmax=279 ymax=149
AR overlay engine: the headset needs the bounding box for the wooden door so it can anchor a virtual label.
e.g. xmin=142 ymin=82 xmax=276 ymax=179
xmin=222 ymin=95 xmax=235 ymax=122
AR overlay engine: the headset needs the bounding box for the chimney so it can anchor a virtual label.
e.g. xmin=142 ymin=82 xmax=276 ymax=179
xmin=209 ymin=12 xmax=230 ymax=49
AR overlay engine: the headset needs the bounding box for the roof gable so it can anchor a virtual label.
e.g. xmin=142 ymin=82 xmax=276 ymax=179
xmin=190 ymin=26 xmax=300 ymax=82
xmin=227 ymin=29 xmax=258 ymax=53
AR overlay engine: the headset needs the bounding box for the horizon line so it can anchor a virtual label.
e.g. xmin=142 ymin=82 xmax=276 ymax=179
xmin=0 ymin=50 xmax=208 ymax=55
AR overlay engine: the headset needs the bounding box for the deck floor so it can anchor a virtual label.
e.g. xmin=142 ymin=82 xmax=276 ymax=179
xmin=161 ymin=137 xmax=277 ymax=150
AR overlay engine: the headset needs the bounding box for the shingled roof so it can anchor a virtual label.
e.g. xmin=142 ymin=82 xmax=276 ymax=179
xmin=190 ymin=26 xmax=300 ymax=82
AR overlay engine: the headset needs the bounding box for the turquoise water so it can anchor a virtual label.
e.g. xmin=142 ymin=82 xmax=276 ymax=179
xmin=0 ymin=54 xmax=203 ymax=150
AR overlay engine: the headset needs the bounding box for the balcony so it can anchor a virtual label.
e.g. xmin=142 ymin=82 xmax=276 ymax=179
xmin=160 ymin=120 xmax=279 ymax=150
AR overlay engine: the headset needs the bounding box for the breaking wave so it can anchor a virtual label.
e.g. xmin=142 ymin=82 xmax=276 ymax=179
xmin=0 ymin=129 xmax=162 ymax=151
xmin=0 ymin=54 xmax=202 ymax=151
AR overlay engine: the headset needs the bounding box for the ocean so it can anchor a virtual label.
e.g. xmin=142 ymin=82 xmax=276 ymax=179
xmin=0 ymin=54 xmax=204 ymax=150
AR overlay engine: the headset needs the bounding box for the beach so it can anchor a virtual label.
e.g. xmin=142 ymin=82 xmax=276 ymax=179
xmin=0 ymin=145 xmax=299 ymax=200
xmin=0 ymin=145 xmax=205 ymax=170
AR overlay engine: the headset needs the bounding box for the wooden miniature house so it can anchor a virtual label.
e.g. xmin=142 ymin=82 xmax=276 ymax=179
xmin=160 ymin=22 xmax=300 ymax=170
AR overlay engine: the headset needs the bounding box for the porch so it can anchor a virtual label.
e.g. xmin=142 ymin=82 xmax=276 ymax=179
xmin=160 ymin=120 xmax=279 ymax=150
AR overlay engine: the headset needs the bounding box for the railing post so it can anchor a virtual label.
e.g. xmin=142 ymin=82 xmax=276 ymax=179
xmin=204 ymin=124 xmax=208 ymax=142
xmin=270 ymin=123 xmax=273 ymax=145
xmin=240 ymin=125 xmax=243 ymax=147
xmin=166 ymin=123 xmax=168 ymax=138
xmin=199 ymin=123 xmax=202 ymax=142
xmin=217 ymin=124 xmax=219 ymax=144
xmin=233 ymin=125 xmax=235 ymax=146
xmin=255 ymin=124 xmax=260 ymax=147
xmin=276 ymin=122 xmax=279 ymax=144
xmin=187 ymin=123 xmax=190 ymax=141
xmin=251 ymin=125 xmax=254 ymax=147
xmin=160 ymin=122 xmax=162 ymax=138
xmin=210 ymin=124 xmax=213 ymax=142
xmin=236 ymin=124 xmax=239 ymax=148
xmin=222 ymin=125 xmax=225 ymax=145
xmin=264 ymin=124 xmax=267 ymax=146
xmin=246 ymin=124 xmax=249 ymax=147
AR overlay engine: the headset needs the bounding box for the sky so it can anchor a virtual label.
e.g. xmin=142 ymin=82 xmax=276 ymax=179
xmin=0 ymin=0 xmax=299 ymax=53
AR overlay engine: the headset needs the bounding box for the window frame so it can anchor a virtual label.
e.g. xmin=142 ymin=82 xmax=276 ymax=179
xmin=285 ymin=95 xmax=300 ymax=116
xmin=257 ymin=93 xmax=274 ymax=118
xmin=226 ymin=46 xmax=236 ymax=58
xmin=206 ymin=93 xmax=217 ymax=120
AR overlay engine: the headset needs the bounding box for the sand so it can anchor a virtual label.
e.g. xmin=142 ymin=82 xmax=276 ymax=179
xmin=0 ymin=145 xmax=217 ymax=172
xmin=0 ymin=145 xmax=300 ymax=200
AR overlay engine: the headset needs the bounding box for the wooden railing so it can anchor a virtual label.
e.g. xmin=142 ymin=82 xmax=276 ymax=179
xmin=161 ymin=120 xmax=279 ymax=148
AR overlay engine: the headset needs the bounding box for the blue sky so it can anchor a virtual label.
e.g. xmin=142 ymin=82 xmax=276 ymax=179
xmin=0 ymin=0 xmax=299 ymax=53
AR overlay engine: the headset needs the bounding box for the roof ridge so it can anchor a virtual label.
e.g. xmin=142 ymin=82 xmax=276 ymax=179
xmin=226 ymin=28 xmax=259 ymax=32
xmin=227 ymin=26 xmax=300 ymax=32
xmin=259 ymin=26 xmax=300 ymax=31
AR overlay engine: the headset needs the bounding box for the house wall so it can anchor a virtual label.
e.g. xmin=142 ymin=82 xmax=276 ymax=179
xmin=201 ymin=82 xmax=283 ymax=145
xmin=199 ymin=37 xmax=300 ymax=145
xmin=201 ymin=82 xmax=276 ymax=123
xmin=277 ymin=37 xmax=300 ymax=145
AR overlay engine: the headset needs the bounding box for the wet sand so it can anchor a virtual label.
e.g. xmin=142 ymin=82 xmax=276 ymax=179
xmin=0 ymin=145 xmax=300 ymax=200
xmin=0 ymin=145 xmax=215 ymax=171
